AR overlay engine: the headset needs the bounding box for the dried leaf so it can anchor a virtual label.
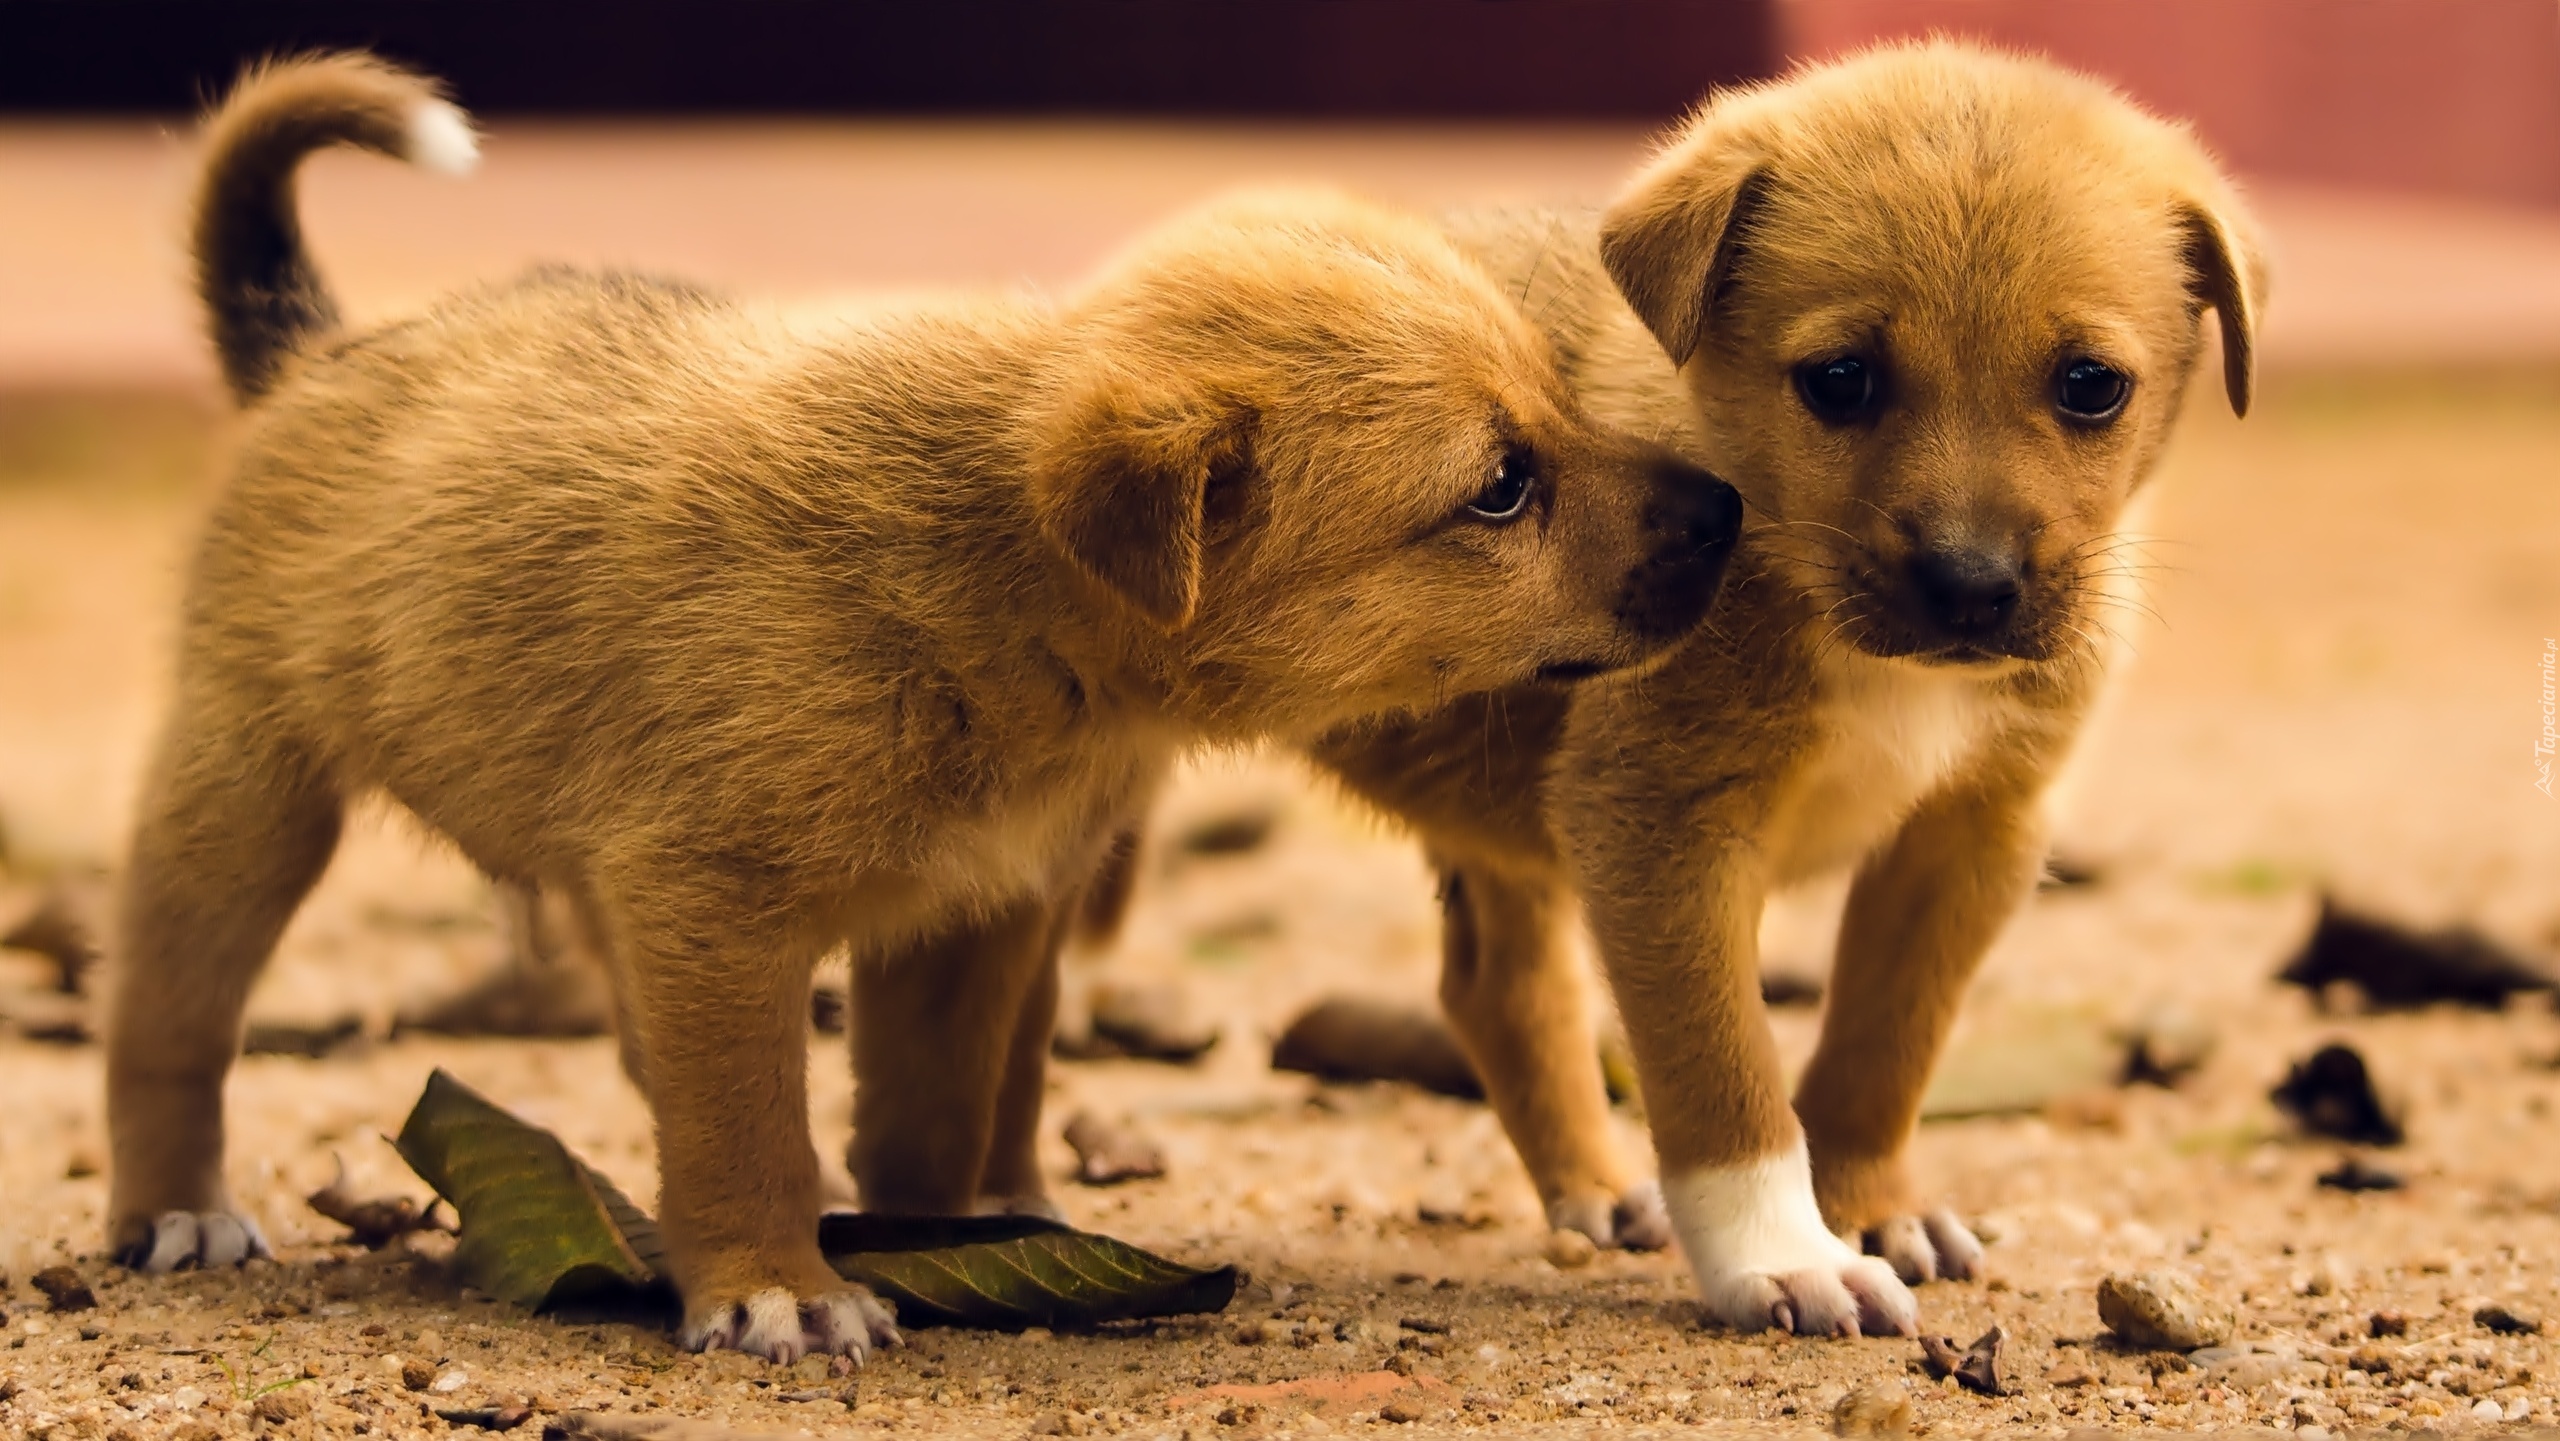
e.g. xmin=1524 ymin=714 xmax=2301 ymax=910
xmin=390 ymin=1069 xmax=1232 ymax=1331
xmin=306 ymin=1152 xmax=452 ymax=1248
xmin=817 ymin=1212 xmax=1235 ymax=1329
xmin=1953 ymin=1325 xmax=2006 ymax=1395
xmin=393 ymin=1070 xmax=663 ymax=1313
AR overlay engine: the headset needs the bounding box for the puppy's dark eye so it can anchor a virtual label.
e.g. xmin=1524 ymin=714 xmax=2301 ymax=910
xmin=2055 ymin=359 xmax=2131 ymax=424
xmin=1463 ymin=446 xmax=1537 ymax=523
xmin=1793 ymin=356 xmax=1880 ymax=425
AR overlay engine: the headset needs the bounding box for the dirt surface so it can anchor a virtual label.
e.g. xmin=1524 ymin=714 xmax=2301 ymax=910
xmin=2 ymin=136 xmax=2560 ymax=1435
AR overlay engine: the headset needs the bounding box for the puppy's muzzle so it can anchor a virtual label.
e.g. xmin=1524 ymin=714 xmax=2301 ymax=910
xmin=1613 ymin=457 xmax=1743 ymax=643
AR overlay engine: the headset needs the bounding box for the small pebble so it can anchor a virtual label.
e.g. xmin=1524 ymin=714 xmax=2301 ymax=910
xmin=401 ymin=1358 xmax=436 ymax=1391
xmin=1542 ymin=1228 xmax=1598 ymax=1270
xmin=1396 ymin=1315 xmax=1449 ymax=1334
xmin=2045 ymin=1361 xmax=2097 ymax=1388
xmin=2474 ymin=1398 xmax=2506 ymax=1421
xmin=1378 ymin=1398 xmax=1423 ymax=1424
xmin=1061 ymin=1110 xmax=1167 ymax=1186
xmin=2369 ymin=1309 xmax=2410 ymax=1338
xmin=2096 ymin=1270 xmax=2232 ymax=1350
xmin=251 ymin=1386 xmax=314 ymax=1423
xmin=1831 ymin=1379 xmax=1911 ymax=1436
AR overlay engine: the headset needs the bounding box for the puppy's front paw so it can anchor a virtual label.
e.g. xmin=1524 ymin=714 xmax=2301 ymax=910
xmin=1664 ymin=1144 xmax=1916 ymax=1337
xmin=1863 ymin=1208 xmax=1984 ymax=1285
xmin=1546 ymin=1181 xmax=1673 ymax=1252
xmin=681 ymin=1285 xmax=901 ymax=1365
xmin=115 ymin=1210 xmax=273 ymax=1273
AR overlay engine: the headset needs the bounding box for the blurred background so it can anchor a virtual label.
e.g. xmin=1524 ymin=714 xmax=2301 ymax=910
xmin=2 ymin=5 xmax=2559 ymax=1403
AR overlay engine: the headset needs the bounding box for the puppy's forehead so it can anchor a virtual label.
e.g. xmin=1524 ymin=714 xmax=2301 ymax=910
xmin=1739 ymin=51 xmax=2207 ymax=349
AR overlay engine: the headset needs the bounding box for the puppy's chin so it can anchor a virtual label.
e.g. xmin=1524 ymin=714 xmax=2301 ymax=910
xmin=1841 ymin=614 xmax=2056 ymax=673
xmin=1876 ymin=645 xmax=2033 ymax=678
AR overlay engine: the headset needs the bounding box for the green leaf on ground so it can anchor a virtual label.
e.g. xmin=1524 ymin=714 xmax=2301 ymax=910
xmin=390 ymin=1068 xmax=1235 ymax=1329
xmin=818 ymin=1212 xmax=1237 ymax=1329
xmin=392 ymin=1070 xmax=664 ymax=1312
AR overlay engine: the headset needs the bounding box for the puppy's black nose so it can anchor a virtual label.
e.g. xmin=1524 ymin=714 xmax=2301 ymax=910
xmin=1907 ymin=545 xmax=2021 ymax=638
xmin=1615 ymin=457 xmax=1743 ymax=641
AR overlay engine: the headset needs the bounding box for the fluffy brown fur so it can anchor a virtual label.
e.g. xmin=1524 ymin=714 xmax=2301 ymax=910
xmin=911 ymin=39 xmax=2263 ymax=1337
xmin=104 ymin=54 xmax=1742 ymax=1363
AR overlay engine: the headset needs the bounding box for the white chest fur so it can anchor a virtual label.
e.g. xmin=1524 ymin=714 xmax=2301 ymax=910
xmin=1766 ymin=653 xmax=2020 ymax=886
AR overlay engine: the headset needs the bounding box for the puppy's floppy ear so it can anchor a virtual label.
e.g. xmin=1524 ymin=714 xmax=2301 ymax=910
xmin=1031 ymin=374 xmax=1257 ymax=631
xmin=1598 ymin=119 xmax=1770 ymax=367
xmin=2177 ymin=199 xmax=2267 ymax=418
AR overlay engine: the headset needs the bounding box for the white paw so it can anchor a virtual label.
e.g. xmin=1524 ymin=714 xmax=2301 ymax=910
xmin=681 ymin=1286 xmax=901 ymax=1365
xmin=121 ymin=1211 xmax=273 ymax=1273
xmin=1864 ymin=1207 xmax=1984 ymax=1285
xmin=1663 ymin=1142 xmax=1916 ymax=1337
xmin=1546 ymin=1181 xmax=1673 ymax=1252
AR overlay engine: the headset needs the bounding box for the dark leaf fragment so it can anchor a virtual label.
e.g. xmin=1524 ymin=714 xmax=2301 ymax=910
xmin=2316 ymin=1156 xmax=2405 ymax=1193
xmin=2271 ymin=1043 xmax=2404 ymax=1146
xmin=1953 ymin=1326 xmax=2006 ymax=1395
xmin=2475 ymin=1304 xmax=2542 ymax=1335
xmin=31 ymin=1265 xmax=94 ymax=1312
xmin=438 ymin=1405 xmax=534 ymax=1432
xmin=2279 ymin=898 xmax=2554 ymax=1010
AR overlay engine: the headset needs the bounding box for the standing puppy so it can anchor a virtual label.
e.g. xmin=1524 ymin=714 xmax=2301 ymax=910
xmin=1353 ymin=41 xmax=2261 ymax=1333
xmin=954 ymin=40 xmax=2262 ymax=1334
xmin=106 ymin=55 xmax=1742 ymax=1363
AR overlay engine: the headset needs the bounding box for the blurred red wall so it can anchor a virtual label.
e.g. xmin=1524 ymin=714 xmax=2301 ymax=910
xmin=1783 ymin=0 xmax=2560 ymax=207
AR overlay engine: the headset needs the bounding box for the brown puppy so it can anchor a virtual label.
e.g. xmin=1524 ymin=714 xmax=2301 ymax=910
xmin=1393 ymin=41 xmax=2259 ymax=1334
xmin=106 ymin=55 xmax=1742 ymax=1363
xmin=923 ymin=40 xmax=2262 ymax=1334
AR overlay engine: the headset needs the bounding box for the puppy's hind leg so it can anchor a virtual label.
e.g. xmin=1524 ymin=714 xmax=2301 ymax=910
xmin=108 ymin=709 xmax=342 ymax=1271
xmin=1434 ymin=857 xmax=1663 ymax=1250
xmin=846 ymin=896 xmax=1056 ymax=1216
xmin=976 ymin=910 xmax=1067 ymax=1220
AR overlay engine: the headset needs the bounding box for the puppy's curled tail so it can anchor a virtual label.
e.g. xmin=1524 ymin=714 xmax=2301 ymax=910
xmin=193 ymin=52 xmax=477 ymax=402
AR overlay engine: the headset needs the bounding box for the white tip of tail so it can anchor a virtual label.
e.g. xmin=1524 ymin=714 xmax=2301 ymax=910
xmin=406 ymin=99 xmax=479 ymax=176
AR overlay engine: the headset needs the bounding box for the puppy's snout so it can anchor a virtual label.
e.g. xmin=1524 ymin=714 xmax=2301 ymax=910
xmin=1906 ymin=544 xmax=2022 ymax=639
xmin=1614 ymin=455 xmax=1742 ymax=642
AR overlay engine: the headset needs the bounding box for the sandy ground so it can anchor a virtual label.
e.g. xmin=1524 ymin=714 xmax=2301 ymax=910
xmin=1 ymin=125 xmax=2559 ymax=1441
